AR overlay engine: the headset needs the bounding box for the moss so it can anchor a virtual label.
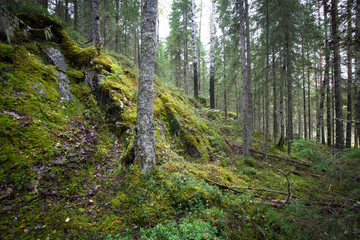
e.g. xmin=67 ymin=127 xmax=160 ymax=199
xmin=67 ymin=67 xmax=84 ymax=82
xmin=24 ymin=43 xmax=41 ymax=55
xmin=92 ymin=54 xmax=113 ymax=71
xmin=0 ymin=43 xmax=16 ymax=62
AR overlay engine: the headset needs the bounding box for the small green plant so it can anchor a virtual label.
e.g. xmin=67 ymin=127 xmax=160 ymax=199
xmin=140 ymin=217 xmax=223 ymax=240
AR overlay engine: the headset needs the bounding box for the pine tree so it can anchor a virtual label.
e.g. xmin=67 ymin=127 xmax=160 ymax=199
xmin=331 ymin=0 xmax=344 ymax=149
xmin=0 ymin=0 xmax=8 ymax=40
xmin=135 ymin=0 xmax=158 ymax=174
xmin=190 ymin=0 xmax=199 ymax=99
xmin=355 ymin=0 xmax=360 ymax=147
xmin=209 ymin=0 xmax=215 ymax=109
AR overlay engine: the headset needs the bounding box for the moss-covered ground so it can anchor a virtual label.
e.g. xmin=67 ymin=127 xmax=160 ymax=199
xmin=1 ymin=13 xmax=360 ymax=240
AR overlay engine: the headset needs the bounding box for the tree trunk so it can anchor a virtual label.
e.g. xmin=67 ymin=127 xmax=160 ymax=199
xmin=286 ymin=34 xmax=293 ymax=154
xmin=89 ymin=0 xmax=94 ymax=42
xmin=273 ymin=48 xmax=278 ymax=142
xmin=198 ymin=0 xmax=202 ymax=94
xmin=307 ymin=50 xmax=311 ymax=139
xmin=265 ymin=0 xmax=269 ymax=156
xmin=190 ymin=0 xmax=198 ymax=99
xmin=239 ymin=0 xmax=248 ymax=156
xmin=277 ymin=58 xmax=285 ymax=149
xmin=79 ymin=0 xmax=84 ymax=36
xmin=209 ymin=0 xmax=215 ymax=109
xmin=184 ymin=10 xmax=189 ymax=95
xmin=115 ymin=0 xmax=120 ymax=53
xmin=135 ymin=0 xmax=158 ymax=174
xmin=0 ymin=0 xmax=8 ymax=41
xmin=323 ymin=0 xmax=332 ymax=146
xmin=355 ymin=0 xmax=360 ymax=146
xmin=302 ymin=42 xmax=308 ymax=139
xmin=92 ymin=0 xmax=101 ymax=47
xmin=74 ymin=0 xmax=78 ymax=31
xmin=346 ymin=0 xmax=353 ymax=148
xmin=245 ymin=0 xmax=253 ymax=147
xmin=65 ymin=0 xmax=69 ymax=22
xmin=331 ymin=0 xmax=344 ymax=149
xmin=103 ymin=0 xmax=109 ymax=47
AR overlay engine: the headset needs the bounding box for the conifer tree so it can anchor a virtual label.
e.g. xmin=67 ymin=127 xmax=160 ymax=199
xmin=135 ymin=0 xmax=158 ymax=173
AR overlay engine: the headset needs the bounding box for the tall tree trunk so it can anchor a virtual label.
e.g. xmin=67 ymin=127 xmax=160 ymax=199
xmin=331 ymin=0 xmax=344 ymax=149
xmin=79 ymin=0 xmax=84 ymax=36
xmin=316 ymin=0 xmax=323 ymax=142
xmin=92 ymin=0 xmax=101 ymax=47
xmin=264 ymin=0 xmax=269 ymax=156
xmin=239 ymin=0 xmax=249 ymax=156
xmin=74 ymin=0 xmax=78 ymax=31
xmin=286 ymin=34 xmax=293 ymax=154
xmin=302 ymin=42 xmax=308 ymax=139
xmin=307 ymin=50 xmax=311 ymax=139
xmin=89 ymin=0 xmax=94 ymax=42
xmin=41 ymin=0 xmax=48 ymax=10
xmin=209 ymin=0 xmax=215 ymax=109
xmin=103 ymin=0 xmax=109 ymax=47
xmin=245 ymin=0 xmax=253 ymax=147
xmin=65 ymin=0 xmax=69 ymax=22
xmin=323 ymin=0 xmax=332 ymax=146
xmin=135 ymin=0 xmax=158 ymax=174
xmin=184 ymin=10 xmax=189 ymax=95
xmin=115 ymin=0 xmax=120 ymax=53
xmin=198 ymin=0 xmax=202 ymax=94
xmin=355 ymin=0 xmax=360 ymax=146
xmin=273 ymin=48 xmax=278 ymax=143
xmin=0 ymin=0 xmax=8 ymax=41
xmin=346 ymin=0 xmax=353 ymax=148
xmin=277 ymin=59 xmax=285 ymax=148
xmin=190 ymin=0 xmax=198 ymax=99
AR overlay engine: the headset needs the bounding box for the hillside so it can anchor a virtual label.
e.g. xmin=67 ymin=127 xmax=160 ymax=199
xmin=1 ymin=13 xmax=360 ymax=239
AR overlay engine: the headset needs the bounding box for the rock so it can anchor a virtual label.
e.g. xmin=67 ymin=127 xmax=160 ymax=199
xmin=169 ymin=114 xmax=181 ymax=137
xmin=43 ymin=47 xmax=73 ymax=102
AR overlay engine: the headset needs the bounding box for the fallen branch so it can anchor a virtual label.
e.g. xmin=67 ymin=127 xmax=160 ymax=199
xmin=291 ymin=171 xmax=322 ymax=178
xmin=250 ymin=148 xmax=311 ymax=167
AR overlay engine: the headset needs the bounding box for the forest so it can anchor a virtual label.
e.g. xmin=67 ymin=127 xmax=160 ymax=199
xmin=0 ymin=0 xmax=359 ymax=239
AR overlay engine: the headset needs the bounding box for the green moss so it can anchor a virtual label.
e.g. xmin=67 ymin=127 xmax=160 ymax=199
xmin=0 ymin=43 xmax=15 ymax=62
xmin=67 ymin=67 xmax=84 ymax=82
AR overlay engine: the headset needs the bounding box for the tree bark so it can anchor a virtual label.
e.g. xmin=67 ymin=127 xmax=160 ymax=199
xmin=302 ymin=41 xmax=308 ymax=139
xmin=331 ymin=0 xmax=344 ymax=149
xmin=239 ymin=0 xmax=249 ymax=156
xmin=135 ymin=0 xmax=158 ymax=174
xmin=79 ymin=0 xmax=84 ymax=36
xmin=198 ymin=0 xmax=202 ymax=95
xmin=92 ymin=0 xmax=101 ymax=47
xmin=0 ymin=0 xmax=8 ymax=41
xmin=307 ymin=50 xmax=311 ymax=139
xmin=245 ymin=0 xmax=253 ymax=147
xmin=209 ymin=0 xmax=215 ymax=109
xmin=184 ymin=10 xmax=189 ymax=95
xmin=103 ymin=0 xmax=109 ymax=47
xmin=115 ymin=0 xmax=120 ymax=53
xmin=346 ymin=0 xmax=353 ymax=148
xmin=89 ymin=0 xmax=94 ymax=42
xmin=265 ymin=0 xmax=269 ymax=156
xmin=273 ymin=48 xmax=278 ymax=143
xmin=286 ymin=33 xmax=293 ymax=154
xmin=65 ymin=0 xmax=69 ymax=22
xmin=355 ymin=0 xmax=360 ymax=146
xmin=190 ymin=0 xmax=199 ymax=99
xmin=74 ymin=0 xmax=78 ymax=31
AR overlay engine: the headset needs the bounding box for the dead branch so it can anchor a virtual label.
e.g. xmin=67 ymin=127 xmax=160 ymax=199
xmin=291 ymin=171 xmax=322 ymax=178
